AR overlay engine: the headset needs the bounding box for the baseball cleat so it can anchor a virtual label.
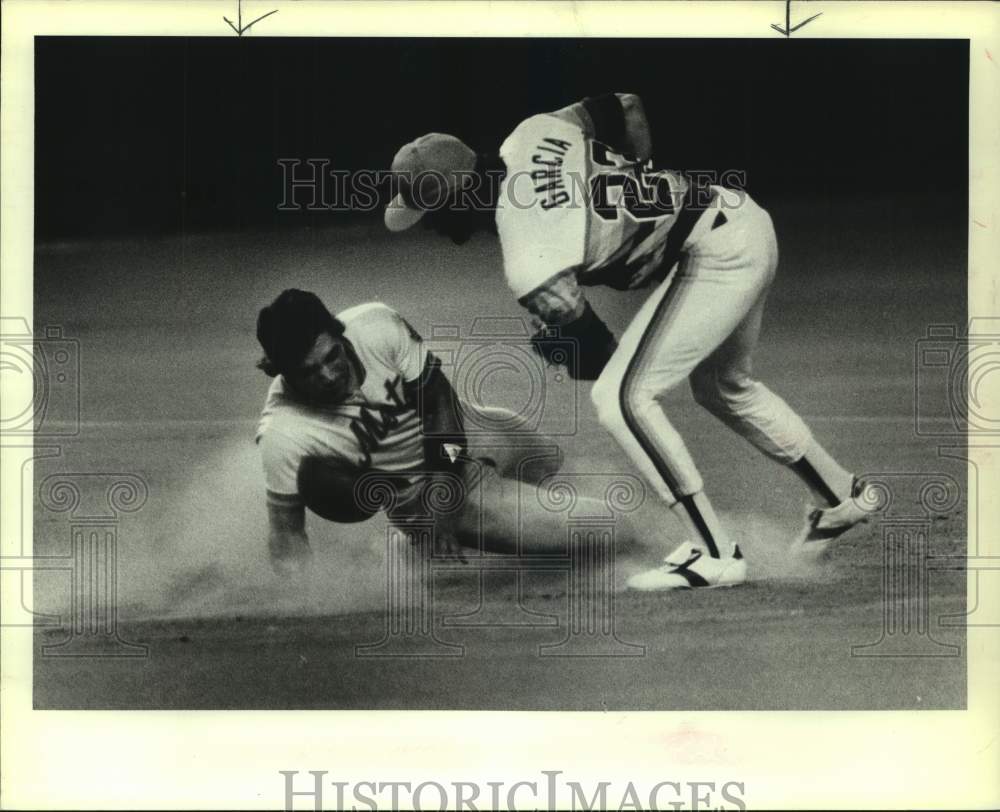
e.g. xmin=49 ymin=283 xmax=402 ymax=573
xmin=792 ymin=477 xmax=874 ymax=556
xmin=626 ymin=541 xmax=747 ymax=592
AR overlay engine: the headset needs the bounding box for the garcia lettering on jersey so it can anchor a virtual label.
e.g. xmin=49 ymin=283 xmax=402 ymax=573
xmin=497 ymin=115 xmax=586 ymax=297
xmin=529 ymin=136 xmax=573 ymax=209
xmin=256 ymin=303 xmax=426 ymax=507
xmin=496 ymin=112 xmax=688 ymax=300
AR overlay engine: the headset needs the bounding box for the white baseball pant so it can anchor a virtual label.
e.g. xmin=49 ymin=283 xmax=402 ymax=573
xmin=590 ymin=190 xmax=814 ymax=509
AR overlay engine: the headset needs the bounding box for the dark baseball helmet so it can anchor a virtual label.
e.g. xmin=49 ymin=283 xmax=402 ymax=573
xmin=256 ymin=289 xmax=344 ymax=376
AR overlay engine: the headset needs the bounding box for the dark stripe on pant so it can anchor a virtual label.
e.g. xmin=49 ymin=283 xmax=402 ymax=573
xmin=618 ymin=270 xmax=721 ymax=559
xmin=678 ymin=495 xmax=720 ymax=559
xmin=792 ymin=457 xmax=841 ymax=507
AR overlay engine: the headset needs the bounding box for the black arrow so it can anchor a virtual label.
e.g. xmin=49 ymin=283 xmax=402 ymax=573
xmin=771 ymin=0 xmax=822 ymax=36
xmin=224 ymin=0 xmax=278 ymax=36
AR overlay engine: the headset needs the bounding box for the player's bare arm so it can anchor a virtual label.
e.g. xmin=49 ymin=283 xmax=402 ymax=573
xmin=553 ymin=92 xmax=652 ymax=161
xmin=619 ymin=93 xmax=653 ymax=161
xmin=266 ymin=501 xmax=312 ymax=577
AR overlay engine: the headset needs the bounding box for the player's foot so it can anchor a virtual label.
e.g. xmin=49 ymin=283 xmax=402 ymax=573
xmin=792 ymin=476 xmax=874 ymax=556
xmin=269 ymin=534 xmax=314 ymax=579
xmin=626 ymin=541 xmax=747 ymax=592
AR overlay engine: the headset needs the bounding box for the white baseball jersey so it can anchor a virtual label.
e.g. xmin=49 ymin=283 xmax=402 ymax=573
xmin=256 ymin=302 xmax=427 ymax=508
xmin=484 ymin=95 xmax=824 ymax=566
xmin=496 ymin=111 xmax=690 ymax=313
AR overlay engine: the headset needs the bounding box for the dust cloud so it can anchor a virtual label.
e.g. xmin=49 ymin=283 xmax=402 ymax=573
xmin=86 ymin=440 xmax=828 ymax=622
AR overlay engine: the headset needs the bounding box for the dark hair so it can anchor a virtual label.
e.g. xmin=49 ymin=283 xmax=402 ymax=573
xmin=256 ymin=289 xmax=344 ymax=377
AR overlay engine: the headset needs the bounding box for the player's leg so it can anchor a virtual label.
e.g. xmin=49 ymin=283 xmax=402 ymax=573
xmin=386 ymin=404 xmax=632 ymax=557
xmin=688 ymin=281 xmax=854 ymax=505
xmin=445 ymin=406 xmax=641 ymax=555
xmin=459 ymin=403 xmax=564 ymax=485
xmin=686 ymin=206 xmax=870 ymax=551
xmin=590 ymin=220 xmax=775 ymax=586
xmin=444 ymin=457 xmax=641 ymax=556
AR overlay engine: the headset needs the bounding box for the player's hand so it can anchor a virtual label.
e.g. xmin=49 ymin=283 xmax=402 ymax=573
xmin=530 ymin=302 xmax=618 ymax=381
xmin=268 ymin=530 xmax=314 ymax=579
xmin=394 ymin=467 xmax=469 ymax=521
xmin=432 ymin=529 xmax=468 ymax=565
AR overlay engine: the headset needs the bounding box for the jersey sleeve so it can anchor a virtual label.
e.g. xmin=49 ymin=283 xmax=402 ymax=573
xmin=353 ymin=304 xmax=428 ymax=383
xmin=258 ymin=422 xmax=308 ymax=508
xmin=496 ymin=114 xmax=588 ymax=299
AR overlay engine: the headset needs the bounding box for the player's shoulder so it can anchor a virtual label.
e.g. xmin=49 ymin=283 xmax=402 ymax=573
xmin=500 ymin=112 xmax=585 ymax=166
xmin=496 ymin=113 xmax=589 ymax=297
xmin=256 ymin=376 xmax=299 ymax=443
xmin=338 ymin=301 xmax=422 ymax=357
xmin=337 ymin=301 xmax=398 ymax=327
xmin=338 ymin=301 xmax=402 ymax=340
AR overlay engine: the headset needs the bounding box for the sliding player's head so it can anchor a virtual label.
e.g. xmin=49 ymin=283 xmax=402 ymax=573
xmin=256 ymin=289 xmax=355 ymax=404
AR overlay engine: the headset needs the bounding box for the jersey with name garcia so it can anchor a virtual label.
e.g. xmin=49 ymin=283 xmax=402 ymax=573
xmin=256 ymin=302 xmax=426 ymax=507
xmin=496 ymin=113 xmax=689 ymax=299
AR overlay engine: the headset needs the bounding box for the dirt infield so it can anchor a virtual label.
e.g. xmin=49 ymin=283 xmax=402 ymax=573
xmin=31 ymin=193 xmax=968 ymax=709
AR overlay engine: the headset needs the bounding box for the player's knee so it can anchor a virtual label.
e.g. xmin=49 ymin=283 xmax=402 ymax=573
xmin=518 ymin=445 xmax=564 ymax=484
xmin=690 ymin=368 xmax=755 ymax=416
xmin=690 ymin=367 xmax=723 ymax=411
xmin=591 ymin=376 xmax=626 ymax=429
xmin=590 ymin=376 xmax=608 ymax=411
xmin=593 ymin=371 xmax=664 ymax=434
xmin=449 ymin=496 xmax=487 ymax=541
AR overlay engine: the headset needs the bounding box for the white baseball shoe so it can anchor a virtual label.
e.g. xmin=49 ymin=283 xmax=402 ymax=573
xmin=792 ymin=477 xmax=874 ymax=556
xmin=626 ymin=541 xmax=747 ymax=592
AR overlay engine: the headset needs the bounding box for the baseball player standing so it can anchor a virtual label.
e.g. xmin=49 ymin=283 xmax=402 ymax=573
xmin=384 ymin=93 xmax=872 ymax=590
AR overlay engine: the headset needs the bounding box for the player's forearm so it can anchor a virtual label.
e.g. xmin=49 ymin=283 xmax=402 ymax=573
xmin=267 ymin=502 xmax=311 ymax=575
xmin=519 ymin=271 xmax=586 ymax=326
xmin=532 ymin=300 xmax=618 ymax=380
xmin=617 ymin=93 xmax=653 ymax=162
xmin=269 ymin=526 xmax=309 ymax=554
xmin=558 ymin=92 xmax=652 ymax=161
xmin=268 ymin=500 xmax=305 ymax=532
xmin=521 ymin=277 xmax=618 ymax=381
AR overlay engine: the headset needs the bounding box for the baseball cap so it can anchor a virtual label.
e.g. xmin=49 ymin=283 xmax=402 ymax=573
xmin=384 ymin=133 xmax=477 ymax=232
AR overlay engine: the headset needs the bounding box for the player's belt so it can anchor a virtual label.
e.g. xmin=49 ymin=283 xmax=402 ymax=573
xmin=649 ymin=186 xmax=721 ymax=286
xmin=582 ymin=184 xmax=726 ymax=291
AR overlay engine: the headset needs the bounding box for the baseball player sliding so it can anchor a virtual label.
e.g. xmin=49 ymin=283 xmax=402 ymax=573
xmin=384 ymin=92 xmax=873 ymax=591
xmin=255 ymin=289 xmax=630 ymax=575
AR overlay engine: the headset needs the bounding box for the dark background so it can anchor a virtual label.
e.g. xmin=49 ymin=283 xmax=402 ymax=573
xmin=35 ymin=37 xmax=967 ymax=240
xmin=33 ymin=37 xmax=969 ymax=711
